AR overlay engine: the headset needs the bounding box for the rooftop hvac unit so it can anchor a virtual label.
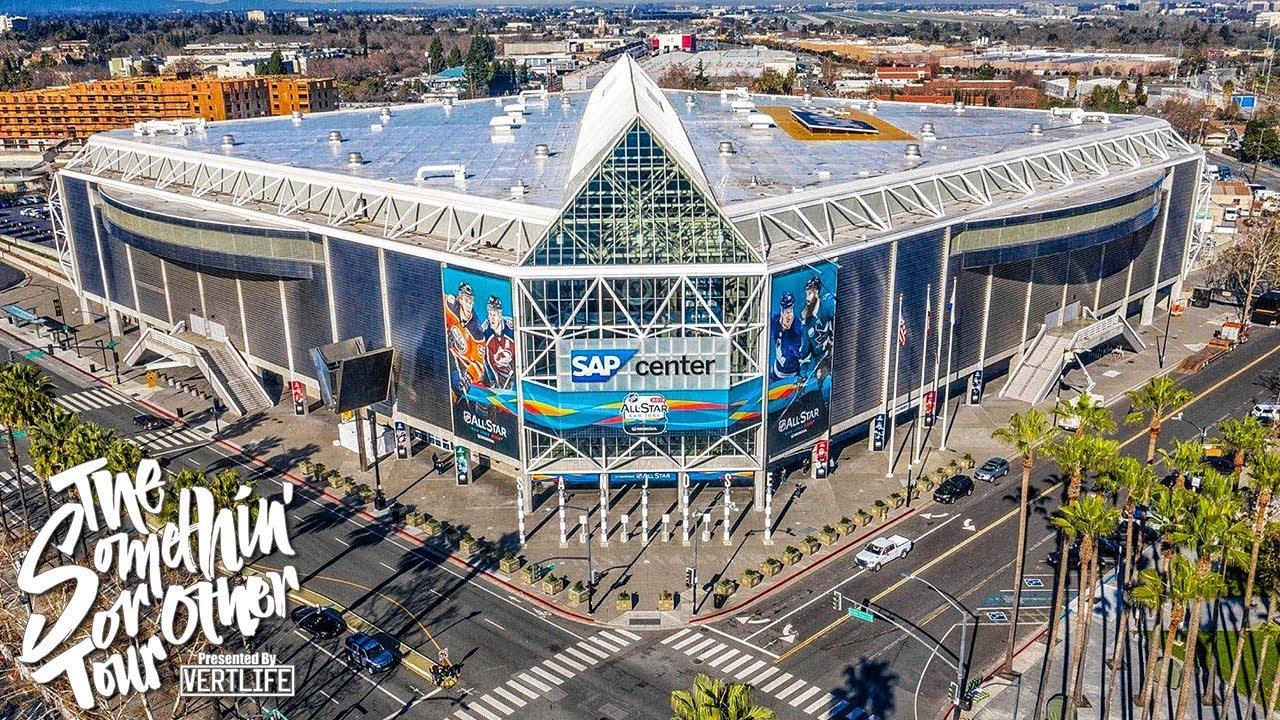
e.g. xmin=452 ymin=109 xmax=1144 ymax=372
xmin=415 ymin=164 xmax=467 ymax=187
xmin=490 ymin=115 xmax=521 ymax=128
xmin=731 ymin=99 xmax=756 ymax=114
xmin=746 ymin=112 xmax=776 ymax=129
xmin=504 ymin=103 xmax=527 ymax=116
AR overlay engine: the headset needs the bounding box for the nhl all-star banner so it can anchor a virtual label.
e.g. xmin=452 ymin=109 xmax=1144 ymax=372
xmin=442 ymin=266 xmax=520 ymax=459
xmin=766 ymin=261 xmax=838 ymax=457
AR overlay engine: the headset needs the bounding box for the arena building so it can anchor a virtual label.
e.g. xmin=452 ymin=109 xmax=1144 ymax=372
xmin=52 ymin=56 xmax=1201 ymax=508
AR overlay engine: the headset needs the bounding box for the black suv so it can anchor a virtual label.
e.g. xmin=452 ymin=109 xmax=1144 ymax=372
xmin=290 ymin=605 xmax=346 ymax=640
xmin=133 ymin=414 xmax=172 ymax=430
xmin=933 ymin=475 xmax=975 ymax=504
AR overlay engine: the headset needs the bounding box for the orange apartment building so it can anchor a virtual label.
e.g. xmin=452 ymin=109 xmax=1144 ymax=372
xmin=0 ymin=76 xmax=337 ymax=140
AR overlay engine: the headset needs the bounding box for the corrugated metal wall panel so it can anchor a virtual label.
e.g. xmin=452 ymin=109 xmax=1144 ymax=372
xmin=100 ymin=229 xmax=136 ymax=312
xmin=1098 ymin=235 xmax=1135 ymax=309
xmin=1129 ymin=219 xmax=1160 ymax=293
xmin=383 ymin=250 xmax=451 ymax=431
xmin=1068 ymin=244 xmax=1103 ymax=309
xmin=987 ymin=258 xmax=1032 ymax=359
xmin=199 ymin=270 xmax=244 ymax=352
xmin=831 ymin=242 xmax=890 ymax=423
xmin=952 ymin=267 xmax=986 ymax=372
xmin=130 ymin=250 xmax=168 ymax=323
xmin=892 ymin=230 xmax=944 ymax=402
xmin=63 ymin=177 xmax=105 ymax=299
xmin=239 ymin=277 xmax=289 ymax=370
xmin=327 ymin=238 xmax=386 ymax=348
xmin=282 ymin=275 xmax=332 ymax=379
xmin=1161 ymin=161 xmax=1196 ymax=283
xmin=1027 ymin=256 xmax=1065 ymax=338
xmin=164 ymin=261 xmax=200 ymax=327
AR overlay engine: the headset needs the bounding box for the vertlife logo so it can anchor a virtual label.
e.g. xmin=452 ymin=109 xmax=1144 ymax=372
xmin=179 ymin=652 xmax=296 ymax=698
xmin=569 ymin=348 xmax=638 ymax=382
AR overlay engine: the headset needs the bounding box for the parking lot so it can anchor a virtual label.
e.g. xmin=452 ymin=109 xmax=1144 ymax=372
xmin=0 ymin=195 xmax=52 ymax=245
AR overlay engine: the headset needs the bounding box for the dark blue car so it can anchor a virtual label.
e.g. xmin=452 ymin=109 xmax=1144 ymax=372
xmin=344 ymin=632 xmax=398 ymax=673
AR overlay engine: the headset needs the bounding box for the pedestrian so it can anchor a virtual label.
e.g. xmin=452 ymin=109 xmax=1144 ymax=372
xmin=431 ymin=452 xmax=440 ymax=473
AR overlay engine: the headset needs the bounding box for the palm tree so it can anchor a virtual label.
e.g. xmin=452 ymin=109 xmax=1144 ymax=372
xmin=1168 ymin=473 xmax=1249 ymax=720
xmin=105 ymin=439 xmax=144 ymax=475
xmin=1126 ymin=376 xmax=1194 ymax=465
xmin=1228 ymin=451 xmax=1280 ymax=695
xmin=0 ymin=363 xmax=54 ymax=529
xmin=670 ymin=673 xmax=777 ymax=720
xmin=155 ymin=468 xmax=258 ymax=526
xmin=1055 ymin=392 xmax=1116 ymax=438
xmin=1053 ymin=495 xmax=1121 ymax=717
xmin=1219 ymin=416 xmax=1269 ymax=480
xmin=28 ymin=406 xmax=80 ymax=496
xmin=1159 ymin=439 xmax=1206 ymax=490
xmin=991 ymin=408 xmax=1060 ymax=677
xmin=65 ymin=422 xmax=116 ymax=469
xmin=1132 ymin=554 xmax=1213 ymax=720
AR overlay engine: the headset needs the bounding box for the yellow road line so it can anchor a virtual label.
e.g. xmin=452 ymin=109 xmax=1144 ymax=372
xmin=774 ymin=339 xmax=1280 ymax=664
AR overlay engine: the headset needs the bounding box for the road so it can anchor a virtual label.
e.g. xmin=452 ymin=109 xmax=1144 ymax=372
xmin=1207 ymin=149 xmax=1280 ymax=188
xmin=1 ymin=309 xmax=1277 ymax=720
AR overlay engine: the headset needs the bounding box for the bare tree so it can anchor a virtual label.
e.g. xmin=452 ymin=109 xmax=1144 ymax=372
xmin=1207 ymin=218 xmax=1280 ymax=323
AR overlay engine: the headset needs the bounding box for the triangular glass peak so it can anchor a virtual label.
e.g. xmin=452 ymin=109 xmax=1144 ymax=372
xmin=526 ymin=119 xmax=759 ymax=266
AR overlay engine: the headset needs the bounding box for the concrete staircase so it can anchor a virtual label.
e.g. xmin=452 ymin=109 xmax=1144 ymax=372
xmin=123 ymin=325 xmax=272 ymax=416
xmin=1001 ymin=331 xmax=1074 ymax=404
xmin=202 ymin=340 xmax=272 ymax=416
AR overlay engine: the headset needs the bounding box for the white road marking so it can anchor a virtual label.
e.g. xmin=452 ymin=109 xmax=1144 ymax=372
xmin=484 ymin=618 xmax=506 ymax=631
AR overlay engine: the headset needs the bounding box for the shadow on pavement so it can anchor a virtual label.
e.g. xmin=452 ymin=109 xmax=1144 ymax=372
xmin=829 ymin=657 xmax=899 ymax=720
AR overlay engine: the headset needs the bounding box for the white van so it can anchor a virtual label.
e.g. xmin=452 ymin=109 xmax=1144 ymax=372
xmin=1250 ymin=403 xmax=1280 ymax=423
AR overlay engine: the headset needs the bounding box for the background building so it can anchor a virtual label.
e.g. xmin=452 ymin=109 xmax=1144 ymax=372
xmin=0 ymin=77 xmax=337 ymax=140
xmin=0 ymin=15 xmax=28 ymax=33
xmin=53 ymin=57 xmax=1200 ymax=507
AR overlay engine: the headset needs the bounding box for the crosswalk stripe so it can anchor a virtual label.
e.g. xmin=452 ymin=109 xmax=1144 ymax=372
xmin=546 ymin=656 xmax=582 ymax=675
xmin=823 ymin=700 xmax=851 ymax=719
xmin=684 ymin=637 xmax=717 ymax=656
xmin=846 ymin=708 xmax=864 ymax=720
xmin=762 ymin=672 xmax=793 ymax=693
xmin=465 ymin=702 xmax=502 ymax=720
xmin=806 ymin=693 xmax=838 ymax=714
xmin=563 ymin=646 xmax=596 ymax=665
xmin=776 ymin=678 xmax=807 ymax=700
xmin=706 ymin=648 xmax=739 ymax=668
xmin=734 ymin=660 xmax=766 ymax=680
xmin=453 ymin=711 xmax=477 ymax=720
xmin=518 ymin=672 xmax=552 ymax=691
xmin=579 ymin=639 xmax=611 ymax=658
xmin=599 ymin=630 xmax=634 ymax=646
xmin=750 ymin=666 xmax=780 ymax=685
xmin=507 ymin=680 xmax=540 ymax=700
xmin=588 ymin=634 xmax=624 ymax=653
xmin=662 ymin=628 xmax=693 ymax=645
xmin=790 ymin=686 xmax=823 ymax=708
xmin=612 ymin=629 xmax=641 ymax=641
xmin=530 ymin=666 xmax=563 ymax=685
xmin=697 ymin=643 xmax=726 ymax=661
xmin=492 ymin=686 xmax=525 ymax=708
xmin=671 ymin=631 xmax=705 ymax=650
xmin=720 ymin=655 xmax=753 ymax=674
xmin=478 ymin=694 xmax=512 ymax=716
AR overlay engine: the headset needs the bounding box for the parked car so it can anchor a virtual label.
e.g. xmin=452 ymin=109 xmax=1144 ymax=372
xmin=291 ymin=605 xmax=347 ymax=640
xmin=344 ymin=632 xmax=398 ymax=673
xmin=973 ymin=457 xmax=1010 ymax=482
xmin=933 ymin=474 xmax=975 ymax=504
xmin=855 ymin=534 xmax=913 ymax=571
xmin=1047 ymin=537 xmax=1123 ymax=568
xmin=132 ymin=413 xmax=172 ymax=430
xmin=1124 ymin=504 xmax=1168 ymax=534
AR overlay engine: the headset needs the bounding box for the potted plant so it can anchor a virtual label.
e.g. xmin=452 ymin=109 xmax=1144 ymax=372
xmin=499 ymin=552 xmax=523 ymax=574
xmin=872 ymin=499 xmax=890 ymax=520
xmin=818 ymin=524 xmax=840 ymax=545
xmin=800 ymin=535 xmax=821 ymax=555
xmin=299 ymin=459 xmax=316 ymax=478
xmin=946 ymin=459 xmax=962 ymax=476
xmin=961 ymin=452 xmax=976 ymax=469
xmin=616 ymin=591 xmax=632 ymax=611
xmin=422 ymin=517 xmax=443 ymax=537
xmin=917 ymin=475 xmax=937 ymax=493
xmin=740 ymin=568 xmax=763 ymax=588
xmin=567 ymin=581 xmax=589 ymax=606
xmin=353 ymin=483 xmax=374 ymax=505
xmin=780 ymin=546 xmax=803 ymax=566
xmin=714 ymin=578 xmax=737 ymax=598
xmin=310 ymin=462 xmax=325 ymax=482
xmin=542 ymin=573 xmax=566 ymax=595
xmin=323 ymin=468 xmax=342 ymax=488
xmin=888 ymin=491 xmax=905 ymax=509
xmin=406 ymin=510 xmax=428 ymax=527
xmin=760 ymin=557 xmax=784 ymax=577
xmin=837 ymin=516 xmax=855 ymax=536
xmin=658 ymin=589 xmax=675 ymax=611
xmin=458 ymin=532 xmax=480 ymax=556
xmin=520 ymin=562 xmax=541 ymax=585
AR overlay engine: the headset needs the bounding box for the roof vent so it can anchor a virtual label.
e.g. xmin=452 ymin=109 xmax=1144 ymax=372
xmin=816 ymin=169 xmax=831 ymax=181
xmin=904 ymin=143 xmax=922 ymax=162
xmin=291 ymin=110 xmax=303 ymax=123
xmin=954 ymin=100 xmax=966 ymax=113
xmin=220 ymin=134 xmax=236 ymax=148
xmin=327 ymin=130 xmax=344 ymax=144
xmin=380 ymin=107 xmax=392 ymax=118
xmin=511 ymin=179 xmax=527 ymax=199
xmin=1029 ymin=122 xmax=1044 ymax=137
xmin=534 ymin=143 xmax=551 ymax=159
xmin=346 ymin=151 xmax=364 ymax=166
xmin=803 ymin=92 xmax=813 ymax=106
xmin=919 ymin=122 xmax=936 ymax=140
xmin=685 ymin=94 xmax=696 ymax=106
xmin=866 ymin=100 xmax=879 ymax=114
xmin=718 ymin=141 xmax=735 ymax=156
xmin=561 ymin=94 xmax=571 ymax=108
xmin=858 ymin=170 xmax=872 ymax=177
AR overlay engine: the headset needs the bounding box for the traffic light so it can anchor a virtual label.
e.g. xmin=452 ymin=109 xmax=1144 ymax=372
xmin=831 ymin=590 xmax=842 ymax=611
xmin=6 ymin=349 xmax=14 ymax=363
xmin=52 ymin=297 xmax=62 ymax=317
xmin=45 ymin=344 xmax=53 ymax=356
xmin=684 ymin=567 xmax=694 ymax=589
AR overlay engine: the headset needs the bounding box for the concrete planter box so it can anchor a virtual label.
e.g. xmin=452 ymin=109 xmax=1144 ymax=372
xmin=458 ymin=536 xmax=479 ymax=556
xmin=760 ymin=558 xmax=783 ymax=577
xmin=780 ymin=547 xmax=802 ymax=566
xmin=800 ymin=537 xmax=821 ymax=555
xmin=856 ymin=510 xmax=873 ymax=527
xmin=818 ymin=526 xmax=840 ymax=545
xmin=657 ymin=591 xmax=675 ymax=611
xmin=421 ymin=518 xmax=443 ymax=538
xmin=542 ymin=575 xmax=566 ymax=596
xmin=888 ymin=492 xmax=905 ymax=509
xmin=836 ymin=517 xmax=855 ymax=536
xmin=568 ymin=583 xmax=588 ymax=606
xmin=499 ymin=554 xmax=523 ymax=574
xmin=740 ymin=569 xmax=763 ymax=588
xmin=714 ymin=579 xmax=737 ymax=598
xmin=406 ymin=511 xmax=428 ymax=528
xmin=520 ymin=563 xmax=541 ymax=585
xmin=616 ymin=592 xmax=632 ymax=611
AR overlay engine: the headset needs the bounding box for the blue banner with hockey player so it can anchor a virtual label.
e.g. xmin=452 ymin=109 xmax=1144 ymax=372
xmin=442 ymin=265 xmax=519 ymax=459
xmin=766 ymin=261 xmax=837 ymax=457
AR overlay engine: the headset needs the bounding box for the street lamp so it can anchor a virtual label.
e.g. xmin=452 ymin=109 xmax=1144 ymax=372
xmin=901 ymin=572 xmax=975 ymax=719
xmin=1171 ymin=411 xmax=1214 ymax=444
xmin=563 ymin=495 xmax=599 ymax=611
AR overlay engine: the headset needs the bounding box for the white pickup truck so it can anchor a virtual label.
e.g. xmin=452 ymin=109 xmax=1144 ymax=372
xmin=855 ymin=534 xmax=913 ymax=571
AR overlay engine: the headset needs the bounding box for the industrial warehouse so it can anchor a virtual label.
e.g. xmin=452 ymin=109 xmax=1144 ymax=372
xmin=51 ymin=56 xmax=1201 ymax=509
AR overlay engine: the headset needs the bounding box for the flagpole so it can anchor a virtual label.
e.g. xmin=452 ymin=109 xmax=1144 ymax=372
xmin=912 ymin=284 xmax=931 ymax=466
xmin=940 ymin=286 xmax=957 ymax=451
xmin=887 ymin=293 xmax=903 ymax=478
xmin=930 ymin=279 xmax=946 ymax=451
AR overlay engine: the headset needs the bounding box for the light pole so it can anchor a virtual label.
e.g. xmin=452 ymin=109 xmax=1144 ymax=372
xmin=1171 ymin=411 xmax=1213 ymax=444
xmin=902 ymin=572 xmax=975 ymax=720
xmin=368 ymin=408 xmax=386 ymax=512
xmin=565 ymin=496 xmax=598 ymax=611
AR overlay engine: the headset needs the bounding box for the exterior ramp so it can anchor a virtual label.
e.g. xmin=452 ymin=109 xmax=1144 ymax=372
xmin=1000 ymin=314 xmax=1145 ymax=405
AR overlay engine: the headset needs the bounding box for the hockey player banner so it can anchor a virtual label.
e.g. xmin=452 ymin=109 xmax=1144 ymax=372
xmin=766 ymin=262 xmax=837 ymax=457
xmin=442 ymin=266 xmax=519 ymax=459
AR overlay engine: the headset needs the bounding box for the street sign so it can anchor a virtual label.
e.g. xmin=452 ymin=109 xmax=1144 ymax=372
xmin=23 ymin=351 xmax=42 ymax=359
xmin=106 ymin=340 xmax=118 ymax=349
xmin=291 ymin=380 xmax=306 ymax=416
xmin=146 ymin=370 xmax=158 ymax=388
xmin=454 ymin=445 xmax=471 ymax=486
xmin=394 ymin=421 xmax=409 ymax=459
xmin=969 ymin=370 xmax=983 ymax=405
xmin=848 ymin=606 xmax=875 ymax=623
xmin=438 ymin=648 xmax=449 ymax=662
xmin=9 ymin=430 xmax=25 ymax=440
xmin=923 ymin=390 xmax=937 ymax=427
xmin=871 ymin=413 xmax=887 ymax=451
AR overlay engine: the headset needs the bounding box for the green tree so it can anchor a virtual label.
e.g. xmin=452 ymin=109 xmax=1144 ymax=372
xmin=1053 ymin=495 xmax=1120 ymax=715
xmin=463 ymin=34 xmax=496 ymax=97
xmin=0 ymin=364 xmax=54 ymax=530
xmin=28 ymin=407 xmax=81 ymax=512
xmin=446 ymin=46 xmax=462 ymax=68
xmin=991 ymin=408 xmax=1060 ymax=677
xmin=105 ymin=438 xmax=144 ymax=476
xmin=428 ymin=36 xmax=444 ymax=74
xmin=975 ymin=62 xmax=996 ymax=80
xmin=670 ymin=673 xmax=777 ymax=720
xmin=1159 ymin=439 xmax=1206 ymax=490
xmin=1228 ymin=452 xmax=1280 ymax=695
xmin=1219 ymin=416 xmax=1269 ymax=480
xmin=155 ymin=468 xmax=257 ymax=526
xmin=262 ymin=48 xmax=286 ymax=76
xmin=1125 ymin=376 xmax=1194 ymax=465
xmin=1054 ymin=392 xmax=1116 ymax=438
xmin=1241 ymin=118 xmax=1280 ymax=165
xmin=1132 ymin=554 xmax=1211 ymax=720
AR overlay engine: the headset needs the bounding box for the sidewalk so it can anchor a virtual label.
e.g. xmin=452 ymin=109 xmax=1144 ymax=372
xmin=0 ymin=274 xmax=1240 ymax=624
